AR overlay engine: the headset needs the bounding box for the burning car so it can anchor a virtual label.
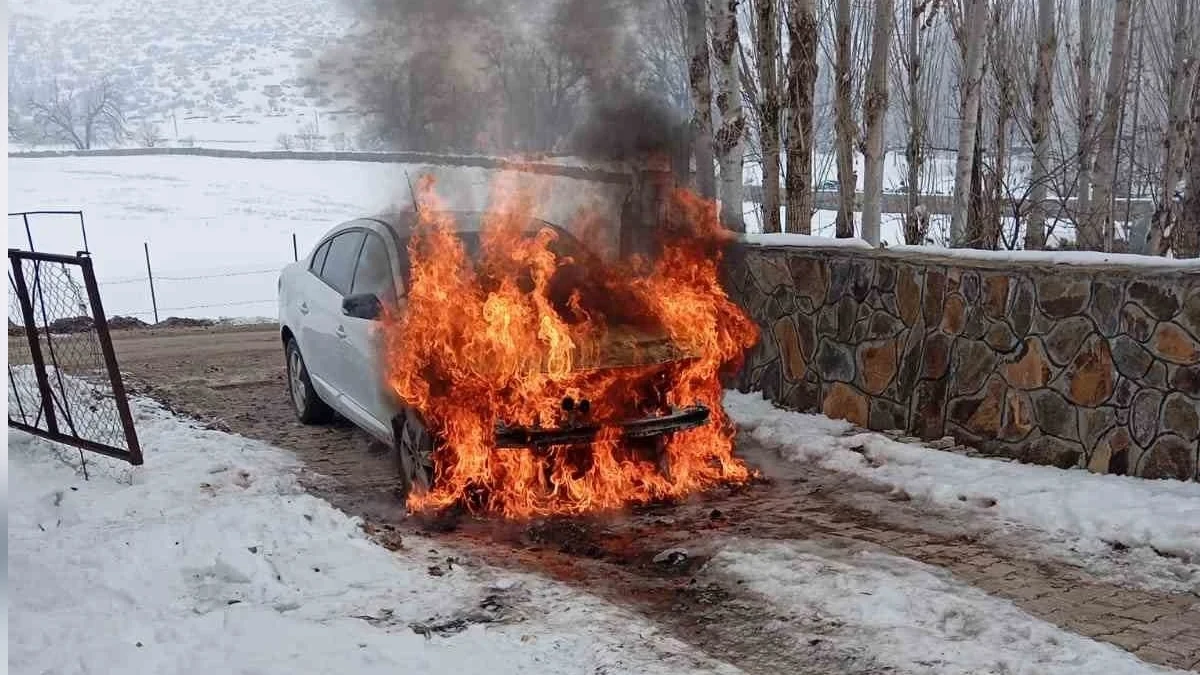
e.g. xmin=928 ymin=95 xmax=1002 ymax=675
xmin=279 ymin=178 xmax=757 ymax=518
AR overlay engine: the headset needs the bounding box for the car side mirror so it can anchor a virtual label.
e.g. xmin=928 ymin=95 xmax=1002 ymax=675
xmin=342 ymin=292 xmax=382 ymax=320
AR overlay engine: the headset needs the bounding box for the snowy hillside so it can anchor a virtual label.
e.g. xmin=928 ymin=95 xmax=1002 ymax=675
xmin=7 ymin=0 xmax=368 ymax=148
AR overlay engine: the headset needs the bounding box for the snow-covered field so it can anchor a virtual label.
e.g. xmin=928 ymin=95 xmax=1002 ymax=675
xmin=7 ymin=156 xmax=627 ymax=320
xmin=10 ymin=380 xmax=1189 ymax=674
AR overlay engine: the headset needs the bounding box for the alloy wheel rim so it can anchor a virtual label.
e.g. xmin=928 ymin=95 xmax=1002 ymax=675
xmin=289 ymin=350 xmax=306 ymax=414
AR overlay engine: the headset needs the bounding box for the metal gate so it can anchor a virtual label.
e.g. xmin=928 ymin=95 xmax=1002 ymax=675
xmin=7 ymin=248 xmax=143 ymax=464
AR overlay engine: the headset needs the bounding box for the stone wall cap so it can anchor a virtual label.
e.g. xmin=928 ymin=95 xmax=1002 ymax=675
xmin=738 ymin=233 xmax=874 ymax=250
xmin=737 ymin=235 xmax=1200 ymax=273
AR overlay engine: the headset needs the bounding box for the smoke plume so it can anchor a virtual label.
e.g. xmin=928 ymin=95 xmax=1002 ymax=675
xmin=324 ymin=0 xmax=690 ymax=163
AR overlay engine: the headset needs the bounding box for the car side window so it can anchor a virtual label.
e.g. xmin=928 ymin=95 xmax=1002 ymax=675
xmin=309 ymin=240 xmax=332 ymax=275
xmin=319 ymin=231 xmax=366 ymax=295
xmin=351 ymin=232 xmax=395 ymax=299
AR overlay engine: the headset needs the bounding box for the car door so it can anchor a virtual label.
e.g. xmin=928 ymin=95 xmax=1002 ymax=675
xmin=306 ymin=229 xmax=365 ymax=400
xmin=295 ymin=237 xmax=336 ymax=391
xmin=336 ymin=228 xmax=399 ymax=439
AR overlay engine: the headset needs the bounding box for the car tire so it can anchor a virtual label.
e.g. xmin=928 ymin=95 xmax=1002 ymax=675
xmin=285 ymin=338 xmax=334 ymax=424
xmin=393 ymin=407 xmax=435 ymax=502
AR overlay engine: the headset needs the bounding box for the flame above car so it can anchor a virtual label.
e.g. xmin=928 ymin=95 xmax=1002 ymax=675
xmin=382 ymin=174 xmax=758 ymax=518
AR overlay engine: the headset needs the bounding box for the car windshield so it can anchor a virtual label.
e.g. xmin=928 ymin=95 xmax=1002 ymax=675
xmin=455 ymin=224 xmax=590 ymax=262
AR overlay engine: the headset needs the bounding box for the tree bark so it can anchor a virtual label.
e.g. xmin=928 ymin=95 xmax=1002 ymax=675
xmin=755 ymin=0 xmax=782 ymax=233
xmin=1148 ymin=0 xmax=1196 ymax=255
xmin=903 ymin=0 xmax=926 ymax=246
xmin=1083 ymin=0 xmax=1133 ymax=252
xmin=1177 ymin=80 xmax=1200 ymax=258
xmin=833 ymin=0 xmax=856 ymax=238
xmin=686 ymin=0 xmax=716 ymax=199
xmin=966 ymin=103 xmax=986 ymax=245
xmin=1026 ymin=0 xmax=1057 ymax=250
xmin=949 ymin=0 xmax=987 ymax=247
xmin=785 ymin=0 xmax=817 ymax=234
xmin=860 ymin=0 xmax=894 ymax=246
xmin=1075 ymin=0 xmax=1095 ymax=247
xmin=710 ymin=0 xmax=746 ymax=231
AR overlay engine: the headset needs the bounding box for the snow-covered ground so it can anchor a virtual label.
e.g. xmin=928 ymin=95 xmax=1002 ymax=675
xmin=10 ymin=381 xmax=1186 ymax=674
xmin=7 ymin=156 xmax=627 ymax=320
xmin=704 ymin=539 xmax=1181 ymax=675
xmin=7 ymin=396 xmax=737 ymax=675
xmin=726 ymin=392 xmax=1200 ymax=593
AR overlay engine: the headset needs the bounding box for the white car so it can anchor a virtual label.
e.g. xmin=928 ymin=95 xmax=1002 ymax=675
xmin=277 ymin=211 xmax=712 ymax=498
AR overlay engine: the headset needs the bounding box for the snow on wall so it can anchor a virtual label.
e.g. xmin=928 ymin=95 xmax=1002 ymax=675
xmin=726 ymin=243 xmax=1200 ymax=481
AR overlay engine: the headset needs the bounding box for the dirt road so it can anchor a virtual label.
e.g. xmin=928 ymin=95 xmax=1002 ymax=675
xmin=110 ymin=324 xmax=1200 ymax=672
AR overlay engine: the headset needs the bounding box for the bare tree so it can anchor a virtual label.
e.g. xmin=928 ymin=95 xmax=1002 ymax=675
xmin=686 ymin=0 xmax=717 ymax=197
xmin=890 ymin=0 xmax=945 ymax=246
xmin=1147 ymin=0 xmax=1196 ymax=255
xmin=1026 ymin=0 xmax=1058 ymax=250
xmin=27 ymin=78 xmax=127 ymax=150
xmin=832 ymin=0 xmax=857 ymax=237
xmin=710 ymin=0 xmax=746 ymax=230
xmin=276 ymin=133 xmax=295 ymax=150
xmin=1075 ymin=0 xmax=1096 ymax=246
xmin=754 ymin=0 xmax=783 ymax=232
xmin=1083 ymin=0 xmax=1134 ymax=251
xmin=949 ymin=0 xmax=988 ymax=246
xmin=295 ymin=120 xmax=322 ymax=150
xmin=860 ymin=0 xmax=894 ymax=246
xmin=785 ymin=0 xmax=818 ymax=234
xmin=1178 ymin=78 xmax=1200 ymax=258
xmin=135 ymin=119 xmax=161 ymax=148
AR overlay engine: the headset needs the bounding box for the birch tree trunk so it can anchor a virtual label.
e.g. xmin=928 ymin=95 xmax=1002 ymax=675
xmin=1083 ymin=0 xmax=1133 ymax=252
xmin=1026 ymin=0 xmax=1057 ymax=250
xmin=833 ymin=0 xmax=856 ymax=238
xmin=903 ymin=0 xmax=926 ymax=246
xmin=785 ymin=0 xmax=817 ymax=234
xmin=710 ymin=0 xmax=746 ymax=231
xmin=1075 ymin=0 xmax=1095 ymax=247
xmin=1178 ymin=81 xmax=1200 ymax=258
xmin=686 ymin=0 xmax=716 ymax=199
xmin=1148 ymin=0 xmax=1196 ymax=255
xmin=755 ymin=0 xmax=782 ymax=233
xmin=860 ymin=0 xmax=894 ymax=246
xmin=949 ymin=0 xmax=987 ymax=247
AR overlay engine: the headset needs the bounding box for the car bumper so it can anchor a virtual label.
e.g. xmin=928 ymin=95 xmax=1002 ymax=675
xmin=493 ymin=405 xmax=710 ymax=448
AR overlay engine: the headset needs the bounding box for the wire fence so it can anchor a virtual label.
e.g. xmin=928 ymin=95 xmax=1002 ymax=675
xmin=86 ymin=238 xmax=297 ymax=322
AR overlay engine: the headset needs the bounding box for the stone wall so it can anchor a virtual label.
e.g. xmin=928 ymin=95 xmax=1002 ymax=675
xmin=726 ymin=244 xmax=1200 ymax=481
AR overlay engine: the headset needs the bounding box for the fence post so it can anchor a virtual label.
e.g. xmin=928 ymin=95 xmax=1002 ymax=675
xmin=293 ymin=232 xmax=298 ymax=262
xmin=143 ymin=242 xmax=159 ymax=323
xmin=8 ymin=251 xmax=59 ymax=434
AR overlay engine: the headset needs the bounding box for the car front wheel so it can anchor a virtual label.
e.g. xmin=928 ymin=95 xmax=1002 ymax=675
xmin=286 ymin=338 xmax=333 ymax=424
xmin=393 ymin=407 xmax=435 ymax=502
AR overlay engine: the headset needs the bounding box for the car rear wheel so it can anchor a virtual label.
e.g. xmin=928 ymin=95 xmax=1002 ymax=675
xmin=286 ymin=338 xmax=334 ymax=424
xmin=393 ymin=407 xmax=434 ymax=502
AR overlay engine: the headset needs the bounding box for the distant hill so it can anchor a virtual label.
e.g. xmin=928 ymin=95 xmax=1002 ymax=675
xmin=8 ymin=0 xmax=374 ymax=149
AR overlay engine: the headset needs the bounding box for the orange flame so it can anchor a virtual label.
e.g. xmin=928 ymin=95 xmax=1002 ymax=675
xmin=383 ymin=174 xmax=758 ymax=518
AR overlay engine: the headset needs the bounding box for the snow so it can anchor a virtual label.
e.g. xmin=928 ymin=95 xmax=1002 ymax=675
xmin=8 ymin=391 xmax=741 ymax=675
xmin=887 ymin=245 xmax=1200 ymax=268
xmin=7 ymin=372 xmax=1188 ymax=673
xmin=724 ymin=392 xmax=1200 ymax=572
xmin=737 ymin=232 xmax=874 ymax=249
xmin=703 ymin=538 xmax=1183 ymax=675
xmin=8 ymin=156 xmax=628 ymax=320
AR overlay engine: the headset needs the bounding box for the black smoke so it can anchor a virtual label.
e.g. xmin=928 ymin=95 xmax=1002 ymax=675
xmin=322 ymin=0 xmax=690 ymax=163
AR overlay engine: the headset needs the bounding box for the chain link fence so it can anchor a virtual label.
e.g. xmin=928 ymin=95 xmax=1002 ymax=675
xmin=8 ymin=249 xmax=142 ymax=464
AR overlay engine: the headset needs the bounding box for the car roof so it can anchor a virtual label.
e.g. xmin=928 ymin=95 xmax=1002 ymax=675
xmin=366 ymin=210 xmax=566 ymax=240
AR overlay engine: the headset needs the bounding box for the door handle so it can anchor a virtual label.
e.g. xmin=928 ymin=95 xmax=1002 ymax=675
xmin=299 ymin=302 xmax=309 ymax=315
xmin=336 ymin=325 xmax=347 ymax=339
